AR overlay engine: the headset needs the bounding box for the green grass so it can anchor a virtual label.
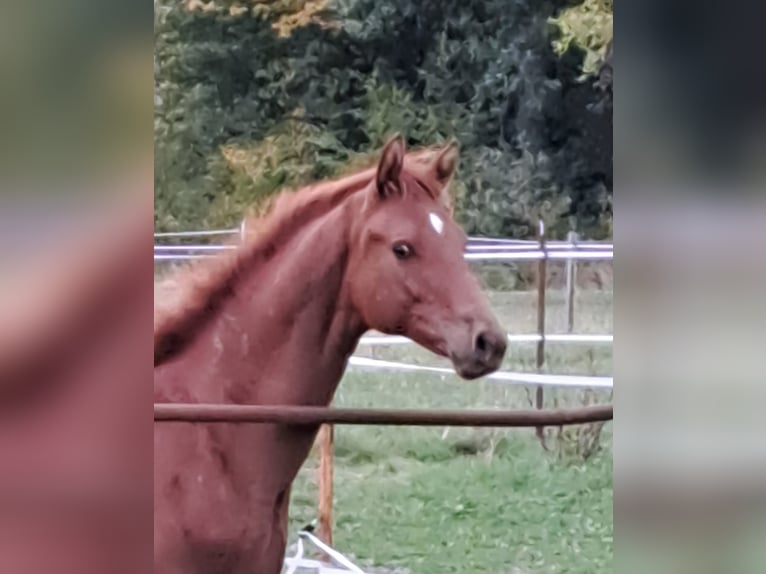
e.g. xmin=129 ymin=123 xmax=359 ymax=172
xmin=287 ymin=289 xmax=613 ymax=574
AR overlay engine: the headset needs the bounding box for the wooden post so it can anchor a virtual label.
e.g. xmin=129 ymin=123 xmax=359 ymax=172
xmin=535 ymin=219 xmax=549 ymax=450
xmin=317 ymin=424 xmax=334 ymax=547
xmin=565 ymin=230 xmax=578 ymax=334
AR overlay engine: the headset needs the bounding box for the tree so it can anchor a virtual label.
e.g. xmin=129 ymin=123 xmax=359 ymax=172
xmin=154 ymin=0 xmax=613 ymax=239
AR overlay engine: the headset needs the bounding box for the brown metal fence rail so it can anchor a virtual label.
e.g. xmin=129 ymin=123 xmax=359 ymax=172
xmin=153 ymin=403 xmax=613 ymax=426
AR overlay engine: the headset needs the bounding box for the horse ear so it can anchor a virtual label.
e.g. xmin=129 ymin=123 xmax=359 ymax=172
xmin=376 ymin=133 xmax=406 ymax=198
xmin=433 ymin=138 xmax=460 ymax=184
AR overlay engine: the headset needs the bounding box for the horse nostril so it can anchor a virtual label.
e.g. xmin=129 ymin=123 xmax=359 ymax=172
xmin=473 ymin=329 xmax=506 ymax=363
xmin=474 ymin=332 xmax=488 ymax=353
xmin=454 ymin=327 xmax=507 ymax=379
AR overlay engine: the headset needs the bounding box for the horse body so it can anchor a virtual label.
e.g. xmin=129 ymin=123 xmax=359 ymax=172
xmin=154 ymin=136 xmax=507 ymax=573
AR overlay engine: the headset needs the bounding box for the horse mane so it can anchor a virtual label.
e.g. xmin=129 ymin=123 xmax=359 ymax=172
xmin=154 ymin=147 xmax=449 ymax=366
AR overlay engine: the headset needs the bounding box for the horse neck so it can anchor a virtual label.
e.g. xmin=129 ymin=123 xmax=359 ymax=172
xmin=184 ymin=192 xmax=367 ymax=405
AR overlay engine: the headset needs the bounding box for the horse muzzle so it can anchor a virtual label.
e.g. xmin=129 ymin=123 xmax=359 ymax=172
xmin=449 ymin=322 xmax=507 ymax=380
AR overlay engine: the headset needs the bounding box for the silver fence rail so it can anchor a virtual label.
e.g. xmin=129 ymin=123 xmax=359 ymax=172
xmin=154 ymin=231 xmax=613 ymax=262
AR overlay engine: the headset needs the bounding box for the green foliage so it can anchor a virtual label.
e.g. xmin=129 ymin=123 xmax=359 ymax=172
xmin=203 ymin=118 xmax=353 ymax=227
xmin=361 ymin=75 xmax=460 ymax=149
xmin=154 ymin=0 xmax=613 ymax=239
xmin=552 ymin=0 xmax=613 ymax=75
xmin=458 ymin=147 xmax=569 ymax=238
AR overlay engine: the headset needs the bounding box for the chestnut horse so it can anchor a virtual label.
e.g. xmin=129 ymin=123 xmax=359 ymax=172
xmin=153 ymin=135 xmax=508 ymax=573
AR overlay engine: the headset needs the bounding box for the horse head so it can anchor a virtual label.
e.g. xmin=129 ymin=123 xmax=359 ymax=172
xmin=347 ymin=135 xmax=507 ymax=379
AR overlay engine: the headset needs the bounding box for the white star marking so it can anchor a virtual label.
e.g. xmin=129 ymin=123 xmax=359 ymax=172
xmin=429 ymin=212 xmax=444 ymax=235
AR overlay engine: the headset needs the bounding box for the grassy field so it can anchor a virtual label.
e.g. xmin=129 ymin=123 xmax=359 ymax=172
xmin=287 ymin=289 xmax=613 ymax=574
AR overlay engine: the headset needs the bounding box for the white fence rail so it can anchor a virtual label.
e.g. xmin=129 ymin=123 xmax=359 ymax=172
xmin=359 ymin=333 xmax=612 ymax=345
xmin=154 ymin=250 xmax=613 ymax=262
xmin=153 ymin=226 xmax=613 ymax=249
xmin=154 ymin=244 xmax=238 ymax=251
xmin=154 ymin=226 xmax=614 ymax=261
xmin=349 ymin=357 xmax=612 ymax=389
xmin=464 ymin=250 xmax=613 ymax=261
xmin=154 ymin=243 xmax=612 ymax=253
xmin=154 ymin=228 xmax=241 ymax=238
xmin=354 ymin=332 xmax=613 ymax=388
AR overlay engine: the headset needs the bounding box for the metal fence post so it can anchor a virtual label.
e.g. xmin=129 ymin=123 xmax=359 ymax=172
xmin=565 ymin=230 xmax=578 ymax=333
xmin=535 ymin=219 xmax=549 ymax=450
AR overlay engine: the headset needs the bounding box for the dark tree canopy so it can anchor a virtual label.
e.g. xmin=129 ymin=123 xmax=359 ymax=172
xmin=154 ymin=0 xmax=613 ymax=239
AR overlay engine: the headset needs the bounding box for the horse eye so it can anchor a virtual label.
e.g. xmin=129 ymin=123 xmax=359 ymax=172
xmin=392 ymin=243 xmax=413 ymax=260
